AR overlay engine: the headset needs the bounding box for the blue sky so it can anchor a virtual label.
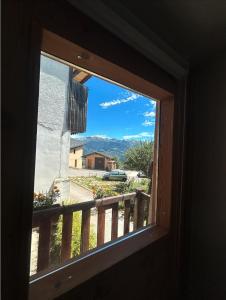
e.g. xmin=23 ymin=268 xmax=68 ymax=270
xmin=72 ymin=76 xmax=156 ymax=140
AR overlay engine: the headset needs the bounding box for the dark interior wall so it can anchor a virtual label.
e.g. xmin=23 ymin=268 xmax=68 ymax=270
xmin=2 ymin=1 xmax=41 ymax=299
xmin=57 ymin=237 xmax=173 ymax=300
xmin=184 ymin=52 xmax=226 ymax=299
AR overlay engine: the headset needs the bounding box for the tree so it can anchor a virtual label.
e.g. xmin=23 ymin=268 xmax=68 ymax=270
xmin=124 ymin=141 xmax=154 ymax=176
xmin=112 ymin=156 xmax=123 ymax=169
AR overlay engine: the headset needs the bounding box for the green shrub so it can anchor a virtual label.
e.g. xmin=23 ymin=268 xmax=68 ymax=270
xmin=33 ymin=186 xmax=60 ymax=209
xmin=114 ymin=182 xmax=130 ymax=194
xmin=94 ymin=186 xmax=118 ymax=199
xmin=115 ymin=178 xmax=150 ymax=194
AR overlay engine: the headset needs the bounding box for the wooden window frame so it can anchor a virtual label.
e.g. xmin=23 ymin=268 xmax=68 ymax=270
xmin=29 ymin=29 xmax=174 ymax=300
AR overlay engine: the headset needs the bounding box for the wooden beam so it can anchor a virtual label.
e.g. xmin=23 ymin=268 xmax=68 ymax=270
xmin=73 ymin=71 xmax=91 ymax=83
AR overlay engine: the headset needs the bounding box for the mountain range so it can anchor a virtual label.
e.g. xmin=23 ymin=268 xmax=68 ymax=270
xmin=71 ymin=136 xmax=137 ymax=160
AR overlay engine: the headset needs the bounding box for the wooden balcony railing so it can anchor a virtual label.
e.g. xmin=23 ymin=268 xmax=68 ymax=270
xmin=31 ymin=189 xmax=150 ymax=275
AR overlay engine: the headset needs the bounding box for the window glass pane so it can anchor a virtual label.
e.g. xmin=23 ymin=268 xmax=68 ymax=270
xmin=30 ymin=53 xmax=157 ymax=277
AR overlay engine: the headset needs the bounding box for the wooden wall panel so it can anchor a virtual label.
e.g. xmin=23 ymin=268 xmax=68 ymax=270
xmin=182 ymin=53 xmax=226 ymax=300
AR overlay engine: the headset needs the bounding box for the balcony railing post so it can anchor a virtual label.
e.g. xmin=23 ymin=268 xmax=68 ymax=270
xmin=61 ymin=212 xmax=73 ymax=262
xmin=124 ymin=199 xmax=131 ymax=234
xmin=97 ymin=206 xmax=105 ymax=246
xmin=37 ymin=217 xmax=51 ymax=272
xmin=80 ymin=209 xmax=91 ymax=253
xmin=111 ymin=203 xmax=118 ymax=240
xmin=134 ymin=189 xmax=145 ymax=230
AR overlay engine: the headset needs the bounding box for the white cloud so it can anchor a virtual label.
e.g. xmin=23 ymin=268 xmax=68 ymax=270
xmin=71 ymin=134 xmax=110 ymax=139
xmin=151 ymin=100 xmax=156 ymax=107
xmin=100 ymin=92 xmax=140 ymax=108
xmin=123 ymin=132 xmax=152 ymax=140
xmin=91 ymin=134 xmax=110 ymax=139
xmin=71 ymin=134 xmax=83 ymax=139
xmin=142 ymin=120 xmax=154 ymax=127
xmin=144 ymin=111 xmax=156 ymax=117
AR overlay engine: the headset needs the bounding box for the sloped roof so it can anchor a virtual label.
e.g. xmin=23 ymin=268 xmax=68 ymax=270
xmin=70 ymin=138 xmax=84 ymax=149
xmin=82 ymin=151 xmax=112 ymax=159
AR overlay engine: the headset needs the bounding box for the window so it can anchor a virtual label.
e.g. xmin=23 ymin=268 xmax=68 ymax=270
xmin=29 ymin=29 xmax=174 ymax=299
xmin=111 ymin=171 xmax=119 ymax=175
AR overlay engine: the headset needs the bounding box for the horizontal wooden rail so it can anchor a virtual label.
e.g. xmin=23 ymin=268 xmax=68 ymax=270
xmin=31 ymin=191 xmax=150 ymax=274
xmin=95 ymin=193 xmax=136 ymax=207
xmin=33 ymin=200 xmax=95 ymax=218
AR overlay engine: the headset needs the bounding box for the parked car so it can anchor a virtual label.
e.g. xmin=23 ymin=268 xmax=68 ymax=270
xmin=102 ymin=170 xmax=127 ymax=181
xmin=137 ymin=171 xmax=147 ymax=178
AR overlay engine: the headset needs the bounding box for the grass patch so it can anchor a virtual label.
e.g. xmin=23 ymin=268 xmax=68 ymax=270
xmin=70 ymin=176 xmax=150 ymax=199
xmin=70 ymin=176 xmax=117 ymax=190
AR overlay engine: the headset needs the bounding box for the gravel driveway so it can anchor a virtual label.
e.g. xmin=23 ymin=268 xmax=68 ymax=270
xmin=69 ymin=181 xmax=94 ymax=203
xmin=68 ymin=167 xmax=139 ymax=180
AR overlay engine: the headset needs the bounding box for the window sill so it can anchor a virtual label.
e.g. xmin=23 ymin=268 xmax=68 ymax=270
xmin=29 ymin=225 xmax=168 ymax=300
